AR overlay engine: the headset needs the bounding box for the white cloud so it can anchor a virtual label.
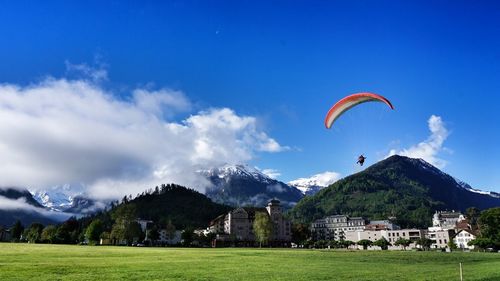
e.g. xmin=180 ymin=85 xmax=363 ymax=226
xmin=261 ymin=169 xmax=281 ymax=179
xmin=65 ymin=61 xmax=108 ymax=82
xmin=386 ymin=115 xmax=449 ymax=168
xmin=0 ymin=195 xmax=72 ymax=221
xmin=0 ymin=78 xmax=288 ymax=200
xmin=266 ymin=183 xmax=286 ymax=193
xmin=289 ymin=171 xmax=342 ymax=188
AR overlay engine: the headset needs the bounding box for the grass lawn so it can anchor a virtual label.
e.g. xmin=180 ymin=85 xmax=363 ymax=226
xmin=0 ymin=243 xmax=499 ymax=281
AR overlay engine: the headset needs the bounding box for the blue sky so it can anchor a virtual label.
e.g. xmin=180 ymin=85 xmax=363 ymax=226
xmin=0 ymin=1 xmax=499 ymax=194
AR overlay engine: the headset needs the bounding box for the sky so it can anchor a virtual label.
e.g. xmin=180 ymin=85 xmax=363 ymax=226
xmin=0 ymin=0 xmax=499 ymax=199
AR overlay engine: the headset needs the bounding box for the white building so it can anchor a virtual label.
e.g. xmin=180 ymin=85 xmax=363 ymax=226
xmin=345 ymin=228 xmax=425 ymax=250
xmin=311 ymin=215 xmax=367 ymax=241
xmin=427 ymin=229 xmax=455 ymax=249
xmin=453 ymin=229 xmax=477 ymax=250
xmin=158 ymin=229 xmax=182 ymax=245
xmin=212 ymin=199 xmax=292 ymax=246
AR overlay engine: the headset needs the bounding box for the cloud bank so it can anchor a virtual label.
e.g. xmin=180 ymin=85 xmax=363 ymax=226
xmin=0 ymin=78 xmax=287 ymax=200
xmin=0 ymin=195 xmax=72 ymax=221
xmin=289 ymin=171 xmax=342 ymax=187
xmin=387 ymin=115 xmax=449 ymax=168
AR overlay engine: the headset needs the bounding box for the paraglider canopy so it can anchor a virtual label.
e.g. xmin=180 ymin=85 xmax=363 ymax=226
xmin=324 ymin=92 xmax=394 ymax=129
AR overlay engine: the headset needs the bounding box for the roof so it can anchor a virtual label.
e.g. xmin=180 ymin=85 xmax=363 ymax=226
xmin=453 ymin=228 xmax=478 ymax=238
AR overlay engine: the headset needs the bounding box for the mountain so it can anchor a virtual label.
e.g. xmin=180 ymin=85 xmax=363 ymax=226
xmin=0 ymin=187 xmax=58 ymax=226
xmin=289 ymin=155 xmax=500 ymax=228
xmin=199 ymin=164 xmax=304 ymax=208
xmin=30 ymin=184 xmax=107 ymax=215
xmin=289 ymin=172 xmax=341 ymax=196
xmin=82 ymin=183 xmax=232 ymax=229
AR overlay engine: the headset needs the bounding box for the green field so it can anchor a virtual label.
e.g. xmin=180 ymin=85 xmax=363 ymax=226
xmin=0 ymin=243 xmax=499 ymax=281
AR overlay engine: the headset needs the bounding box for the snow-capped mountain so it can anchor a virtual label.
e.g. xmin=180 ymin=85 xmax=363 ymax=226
xmin=30 ymin=184 xmax=84 ymax=212
xmin=199 ymin=164 xmax=273 ymax=184
xmin=455 ymin=180 xmax=500 ymax=199
xmin=29 ymin=183 xmax=106 ymax=214
xmin=288 ymin=171 xmax=342 ymax=196
xmin=198 ymin=164 xmax=303 ymax=208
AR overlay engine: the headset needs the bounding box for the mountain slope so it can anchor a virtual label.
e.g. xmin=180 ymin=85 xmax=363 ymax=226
xmin=85 ymin=183 xmax=233 ymax=229
xmin=289 ymin=155 xmax=500 ymax=228
xmin=200 ymin=164 xmax=303 ymax=208
xmin=0 ymin=187 xmax=58 ymax=226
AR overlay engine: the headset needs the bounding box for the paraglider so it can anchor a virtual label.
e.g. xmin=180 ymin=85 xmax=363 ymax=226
xmin=357 ymin=155 xmax=366 ymax=166
xmin=324 ymin=92 xmax=394 ymax=129
xmin=324 ymin=92 xmax=394 ymax=166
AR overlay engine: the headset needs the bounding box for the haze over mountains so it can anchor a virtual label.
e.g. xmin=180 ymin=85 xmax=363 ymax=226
xmin=1 ymin=155 xmax=499 ymax=227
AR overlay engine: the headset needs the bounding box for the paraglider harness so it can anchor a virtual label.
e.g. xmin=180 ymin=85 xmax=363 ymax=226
xmin=357 ymin=155 xmax=366 ymax=166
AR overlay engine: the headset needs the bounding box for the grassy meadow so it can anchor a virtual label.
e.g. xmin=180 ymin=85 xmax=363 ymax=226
xmin=0 ymin=243 xmax=499 ymax=281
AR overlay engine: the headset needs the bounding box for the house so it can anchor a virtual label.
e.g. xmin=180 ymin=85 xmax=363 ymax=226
xmin=345 ymin=228 xmax=425 ymax=250
xmin=311 ymin=215 xmax=367 ymax=241
xmin=366 ymin=220 xmax=400 ymax=231
xmin=211 ymin=199 xmax=292 ymax=247
xmin=453 ymin=229 xmax=477 ymax=250
xmin=430 ymin=211 xmax=465 ymax=231
xmin=158 ymin=229 xmax=182 ymax=245
xmin=383 ymin=229 xmax=425 ymax=246
xmin=427 ymin=228 xmax=456 ymax=249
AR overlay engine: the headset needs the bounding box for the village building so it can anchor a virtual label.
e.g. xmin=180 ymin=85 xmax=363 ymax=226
xmin=453 ymin=229 xmax=477 ymax=250
xmin=365 ymin=220 xmax=401 ymax=231
xmin=429 ymin=210 xmax=465 ymax=231
xmin=311 ymin=215 xmax=367 ymax=241
xmin=210 ymin=199 xmax=292 ymax=247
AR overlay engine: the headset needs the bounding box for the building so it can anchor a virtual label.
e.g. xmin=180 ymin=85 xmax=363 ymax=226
xmin=430 ymin=211 xmax=465 ymax=230
xmin=365 ymin=220 xmax=401 ymax=231
xmin=211 ymin=199 xmax=292 ymax=247
xmin=158 ymin=229 xmax=182 ymax=245
xmin=428 ymin=229 xmax=456 ymax=249
xmin=383 ymin=229 xmax=425 ymax=245
xmin=453 ymin=229 xmax=477 ymax=250
xmin=209 ymin=214 xmax=226 ymax=234
xmin=344 ymin=228 xmax=425 ymax=250
xmin=311 ymin=215 xmax=367 ymax=241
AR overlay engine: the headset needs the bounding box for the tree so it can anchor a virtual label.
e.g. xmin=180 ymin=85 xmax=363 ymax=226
xmin=41 ymin=225 xmax=58 ymax=243
xmin=10 ymin=220 xmax=24 ymax=241
xmin=339 ymin=240 xmax=355 ymax=249
xmin=181 ymin=227 xmax=195 ymax=247
xmin=394 ymin=238 xmax=411 ymax=250
xmin=291 ymin=223 xmax=310 ymax=245
xmin=373 ymin=237 xmax=391 ymax=250
xmin=416 ymin=238 xmax=433 ymax=251
xmin=110 ymin=204 xmax=138 ymax=245
xmin=477 ymin=207 xmax=500 ymax=250
xmin=165 ymin=220 xmax=176 ymax=241
xmin=148 ymin=225 xmax=160 ymax=244
xmin=85 ymin=219 xmax=104 ymax=245
xmin=466 ymin=207 xmax=481 ymax=229
xmin=328 ymin=240 xmax=339 ymax=249
xmin=357 ymin=239 xmax=373 ymax=250
xmin=468 ymin=238 xmax=495 ymax=251
xmin=26 ymin=223 xmax=44 ymax=243
xmin=447 ymin=240 xmax=458 ymax=250
xmin=57 ymin=217 xmax=80 ymax=244
xmin=124 ymin=221 xmax=143 ymax=244
xmin=253 ymin=211 xmax=273 ymax=247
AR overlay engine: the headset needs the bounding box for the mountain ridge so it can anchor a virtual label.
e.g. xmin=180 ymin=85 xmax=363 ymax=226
xmin=289 ymin=155 xmax=500 ymax=228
